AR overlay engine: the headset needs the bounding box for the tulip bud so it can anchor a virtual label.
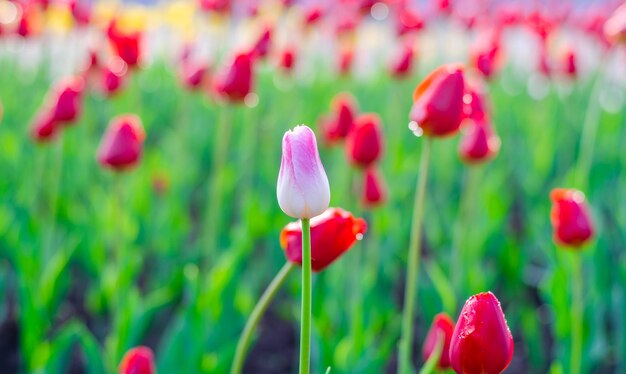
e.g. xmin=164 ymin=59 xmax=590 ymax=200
xmin=469 ymin=30 xmax=503 ymax=80
xmin=450 ymin=292 xmax=514 ymax=374
xmin=199 ymin=0 xmax=231 ymax=13
xmin=345 ymin=114 xmax=383 ymax=168
xmin=102 ymin=58 xmax=128 ymax=97
xmin=396 ymin=7 xmax=424 ymax=36
xmin=119 ymin=346 xmax=156 ymax=374
xmin=561 ymin=47 xmax=577 ymax=78
xmin=30 ymin=110 xmax=58 ymax=143
xmin=550 ymin=188 xmax=594 ymax=248
xmin=362 ymin=168 xmax=387 ymax=208
xmin=390 ymin=42 xmax=415 ymax=78
xmin=410 ymin=64 xmax=465 ymax=137
xmin=252 ymin=25 xmax=272 ymax=59
xmin=49 ymin=77 xmax=85 ymax=126
xmin=278 ymin=45 xmax=296 ymax=73
xmin=69 ymin=0 xmax=91 ymax=26
xmin=107 ymin=20 xmax=142 ymax=68
xmin=214 ymin=52 xmax=254 ymax=103
xmin=321 ymin=93 xmax=357 ymax=144
xmin=180 ymin=61 xmax=209 ymax=91
xmin=338 ymin=48 xmax=354 ymax=76
xmin=277 ymin=125 xmax=330 ymax=219
xmin=422 ymin=313 xmax=455 ymax=370
xmin=459 ymin=119 xmax=500 ymax=164
xmin=280 ymin=207 xmax=367 ymax=271
xmin=97 ymin=114 xmax=145 ymax=171
xmin=604 ymin=2 xmax=626 ymax=44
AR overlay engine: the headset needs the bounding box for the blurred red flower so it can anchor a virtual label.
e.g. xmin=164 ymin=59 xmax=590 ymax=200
xmin=214 ymin=51 xmax=254 ymax=102
xmin=422 ymin=313 xmax=455 ymax=370
xmin=550 ymin=188 xmax=594 ymax=248
xmin=280 ymin=207 xmax=367 ymax=272
xmin=362 ymin=168 xmax=387 ymax=208
xmin=97 ymin=114 xmax=145 ymax=171
xmin=119 ymin=346 xmax=155 ymax=374
xmin=320 ymin=93 xmax=358 ymax=144
xmin=49 ymin=77 xmax=85 ymax=126
xmin=604 ymin=2 xmax=626 ymax=44
xmin=390 ymin=42 xmax=415 ymax=78
xmin=345 ymin=113 xmax=383 ymax=168
xmin=107 ymin=20 xmax=142 ymax=69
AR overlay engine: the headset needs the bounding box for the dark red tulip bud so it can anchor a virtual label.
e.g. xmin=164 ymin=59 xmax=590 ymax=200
xmin=604 ymin=3 xmax=626 ymax=44
xmin=459 ymin=118 xmax=500 ymax=164
xmin=463 ymin=85 xmax=487 ymax=121
xmin=107 ymin=20 xmax=142 ymax=68
xmin=561 ymin=47 xmax=577 ymax=78
xmin=550 ymin=189 xmax=594 ymax=248
xmin=252 ymin=25 xmax=272 ymax=59
xmin=278 ymin=45 xmax=296 ymax=73
xmin=390 ymin=42 xmax=415 ymax=78
xmin=303 ymin=5 xmax=323 ymax=27
xmin=97 ymin=114 xmax=145 ymax=171
xmin=362 ymin=168 xmax=386 ymax=208
xmin=101 ymin=58 xmax=127 ymax=97
xmin=422 ymin=313 xmax=455 ymax=370
xmin=410 ymin=64 xmax=465 ymax=137
xmin=49 ymin=77 xmax=84 ymax=126
xmin=180 ymin=61 xmax=208 ymax=91
xmin=469 ymin=30 xmax=503 ymax=80
xmin=119 ymin=346 xmax=155 ymax=374
xmin=321 ymin=93 xmax=357 ymax=144
xmin=346 ymin=114 xmax=383 ymax=168
xmin=30 ymin=110 xmax=58 ymax=143
xmin=214 ymin=52 xmax=254 ymax=103
xmin=338 ymin=48 xmax=354 ymax=76
xmin=280 ymin=207 xmax=367 ymax=272
xmin=450 ymin=292 xmax=514 ymax=374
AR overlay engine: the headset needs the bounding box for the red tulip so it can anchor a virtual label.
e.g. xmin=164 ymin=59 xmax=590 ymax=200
xmin=459 ymin=118 xmax=500 ymax=164
xmin=278 ymin=45 xmax=296 ymax=73
xmin=180 ymin=61 xmax=208 ymax=91
xmin=69 ymin=0 xmax=91 ymax=26
xmin=345 ymin=114 xmax=383 ymax=168
xmin=362 ymin=168 xmax=386 ymax=208
xmin=550 ymin=189 xmax=595 ymax=248
xmin=422 ymin=313 xmax=455 ymax=370
xmin=30 ymin=109 xmax=58 ymax=143
xmin=469 ymin=30 xmax=503 ymax=80
xmin=280 ymin=207 xmax=367 ymax=272
xmin=97 ymin=114 xmax=145 ymax=171
xmin=252 ymin=25 xmax=272 ymax=59
xmin=450 ymin=292 xmax=514 ymax=374
xmin=390 ymin=42 xmax=415 ymax=78
xmin=604 ymin=2 xmax=626 ymax=44
xmin=303 ymin=5 xmax=323 ymax=27
xmin=214 ymin=52 xmax=254 ymax=102
xmin=410 ymin=64 xmax=465 ymax=137
xmin=107 ymin=20 xmax=142 ymax=68
xmin=338 ymin=48 xmax=354 ymax=76
xmin=101 ymin=58 xmax=127 ymax=97
xmin=561 ymin=47 xmax=577 ymax=79
xmin=47 ymin=77 xmax=84 ymax=126
xmin=321 ymin=93 xmax=357 ymax=144
xmin=199 ymin=0 xmax=231 ymax=13
xmin=463 ymin=84 xmax=487 ymax=121
xmin=397 ymin=7 xmax=425 ymax=36
xmin=119 ymin=346 xmax=155 ymax=374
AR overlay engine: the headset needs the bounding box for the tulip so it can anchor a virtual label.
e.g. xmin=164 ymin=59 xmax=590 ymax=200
xmin=280 ymin=207 xmax=367 ymax=271
xmin=469 ymin=31 xmax=503 ymax=80
xmin=345 ymin=114 xmax=383 ymax=168
xmin=604 ymin=2 xmax=626 ymax=44
xmin=463 ymin=85 xmax=488 ymax=121
xmin=278 ymin=45 xmax=296 ymax=73
xmin=214 ymin=52 xmax=254 ymax=102
xmin=561 ymin=47 xmax=577 ymax=79
xmin=422 ymin=313 xmax=455 ymax=370
xmin=119 ymin=346 xmax=156 ymax=374
xmin=97 ymin=115 xmax=145 ymax=171
xmin=550 ymin=188 xmax=594 ymax=248
xmin=199 ymin=0 xmax=230 ymax=14
xmin=459 ymin=119 xmax=500 ymax=164
xmin=107 ymin=20 xmax=142 ymax=69
xmin=396 ymin=7 xmax=424 ymax=36
xmin=303 ymin=5 xmax=323 ymax=27
xmin=180 ymin=61 xmax=208 ymax=91
xmin=101 ymin=58 xmax=128 ymax=97
xmin=538 ymin=44 xmax=552 ymax=77
xmin=362 ymin=168 xmax=386 ymax=208
xmin=338 ymin=48 xmax=354 ymax=76
xmin=30 ymin=110 xmax=58 ymax=143
xmin=69 ymin=0 xmax=91 ymax=26
xmin=277 ymin=125 xmax=330 ymax=219
xmin=321 ymin=93 xmax=357 ymax=144
xmin=409 ymin=64 xmax=465 ymax=137
xmin=450 ymin=292 xmax=514 ymax=374
xmin=252 ymin=25 xmax=272 ymax=59
xmin=390 ymin=42 xmax=415 ymax=78
xmin=49 ymin=77 xmax=85 ymax=125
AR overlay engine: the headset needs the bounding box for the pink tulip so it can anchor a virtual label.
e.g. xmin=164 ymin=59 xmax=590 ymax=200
xmin=97 ymin=115 xmax=145 ymax=171
xmin=119 ymin=346 xmax=155 ymax=374
xmin=277 ymin=125 xmax=330 ymax=219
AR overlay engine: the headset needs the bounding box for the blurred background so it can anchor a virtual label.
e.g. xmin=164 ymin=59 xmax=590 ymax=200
xmin=0 ymin=0 xmax=625 ymax=373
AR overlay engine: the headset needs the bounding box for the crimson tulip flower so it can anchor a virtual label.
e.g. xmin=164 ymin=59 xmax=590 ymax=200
xmin=303 ymin=5 xmax=323 ymax=27
xmin=320 ymin=93 xmax=357 ymax=144
xmin=213 ymin=51 xmax=254 ymax=102
xmin=561 ymin=47 xmax=577 ymax=79
xmin=30 ymin=110 xmax=58 ymax=143
xmin=97 ymin=115 xmax=145 ymax=171
xmin=450 ymin=292 xmax=514 ymax=374
xmin=252 ymin=25 xmax=272 ymax=59
xmin=278 ymin=45 xmax=296 ymax=73
xmin=119 ymin=346 xmax=156 ymax=374
xmin=69 ymin=0 xmax=91 ymax=27
xmin=49 ymin=77 xmax=85 ymax=125
xmin=422 ymin=313 xmax=455 ymax=370
xmin=390 ymin=42 xmax=415 ymax=78
xmin=459 ymin=119 xmax=500 ymax=164
xmin=199 ymin=0 xmax=230 ymax=14
xmin=550 ymin=189 xmax=594 ymax=248
xmin=180 ymin=61 xmax=209 ymax=91
xmin=409 ymin=64 xmax=465 ymax=137
xmin=362 ymin=168 xmax=386 ymax=208
xmin=101 ymin=58 xmax=127 ymax=97
xmin=107 ymin=20 xmax=142 ymax=69
xmin=280 ymin=207 xmax=367 ymax=272
xmin=338 ymin=48 xmax=354 ymax=76
xmin=469 ymin=30 xmax=503 ymax=80
xmin=605 ymin=2 xmax=626 ymax=44
xmin=345 ymin=114 xmax=383 ymax=168
xmin=396 ymin=7 xmax=424 ymax=36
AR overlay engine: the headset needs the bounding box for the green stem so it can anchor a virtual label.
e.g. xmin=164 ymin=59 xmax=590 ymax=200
xmin=399 ymin=139 xmax=431 ymax=374
xmin=203 ymin=106 xmax=233 ymax=265
xmin=300 ymin=218 xmax=312 ymax=374
xmin=570 ymin=254 xmax=584 ymax=374
xmin=231 ymin=262 xmax=295 ymax=374
xmin=418 ymin=330 xmax=444 ymax=374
